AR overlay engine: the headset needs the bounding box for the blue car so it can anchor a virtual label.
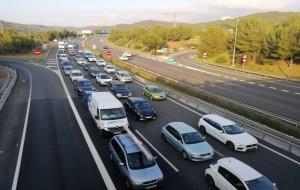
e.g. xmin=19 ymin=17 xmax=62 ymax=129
xmin=88 ymin=66 xmax=102 ymax=78
xmin=124 ymin=97 xmax=157 ymax=120
xmin=84 ymin=63 xmax=92 ymax=71
xmin=74 ymin=79 xmax=96 ymax=95
xmin=81 ymin=90 xmax=93 ymax=109
xmin=108 ymin=80 xmax=132 ymax=98
xmin=161 ymin=122 xmax=215 ymax=161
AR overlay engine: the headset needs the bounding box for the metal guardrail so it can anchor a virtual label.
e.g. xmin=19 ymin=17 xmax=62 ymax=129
xmin=86 ymin=40 xmax=300 ymax=157
xmin=0 ymin=64 xmax=17 ymax=111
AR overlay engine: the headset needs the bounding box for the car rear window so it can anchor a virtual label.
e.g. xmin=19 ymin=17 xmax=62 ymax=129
xmin=127 ymin=152 xmax=155 ymax=170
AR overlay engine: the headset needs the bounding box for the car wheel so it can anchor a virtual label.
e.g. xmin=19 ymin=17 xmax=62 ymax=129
xmin=226 ymin=141 xmax=235 ymax=150
xmin=206 ymin=175 xmax=215 ymax=189
xmin=199 ymin=125 xmax=206 ymax=134
xmin=125 ymin=179 xmax=131 ymax=188
xmin=181 ymin=151 xmax=188 ymax=160
xmin=161 ymin=134 xmax=167 ymax=142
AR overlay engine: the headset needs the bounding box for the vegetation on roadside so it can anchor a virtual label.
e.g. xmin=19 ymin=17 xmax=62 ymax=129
xmin=0 ymin=29 xmax=76 ymax=54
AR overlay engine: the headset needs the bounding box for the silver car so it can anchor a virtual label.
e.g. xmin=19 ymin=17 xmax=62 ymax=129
xmin=109 ymin=134 xmax=164 ymax=189
xmin=63 ymin=65 xmax=74 ymax=76
xmin=115 ymin=70 xmax=132 ymax=82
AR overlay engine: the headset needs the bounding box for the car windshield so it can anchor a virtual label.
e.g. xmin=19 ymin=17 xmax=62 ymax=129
xmin=79 ymin=58 xmax=85 ymax=61
xmin=107 ymin=65 xmax=114 ymax=69
xmin=71 ymin=73 xmax=82 ymax=77
xmin=134 ymin=102 xmax=151 ymax=109
xmin=127 ymin=152 xmax=155 ymax=170
xmin=182 ymin=132 xmax=205 ymax=144
xmin=150 ymin=87 xmax=163 ymax=93
xmin=120 ymin=72 xmax=129 ymax=77
xmin=77 ymin=81 xmax=91 ymax=86
xmin=101 ymin=75 xmax=111 ymax=79
xmin=115 ymin=84 xmax=128 ymax=90
xmin=223 ymin=124 xmax=244 ymax=134
xmin=246 ymin=176 xmax=277 ymax=190
xmin=100 ymin=108 xmax=126 ymax=120
xmin=65 ymin=67 xmax=73 ymax=70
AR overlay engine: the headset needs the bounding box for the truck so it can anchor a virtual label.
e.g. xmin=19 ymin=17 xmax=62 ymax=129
xmin=88 ymin=92 xmax=129 ymax=135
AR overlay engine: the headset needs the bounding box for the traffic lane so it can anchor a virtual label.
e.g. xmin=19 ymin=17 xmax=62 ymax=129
xmin=0 ymin=61 xmax=30 ymax=190
xmin=177 ymin=53 xmax=300 ymax=92
xmin=60 ymin=62 xmax=196 ymax=190
xmin=68 ymin=55 xmax=299 ymax=190
xmin=13 ymin=62 xmax=107 ymax=190
xmin=201 ymin=81 xmax=300 ymax=121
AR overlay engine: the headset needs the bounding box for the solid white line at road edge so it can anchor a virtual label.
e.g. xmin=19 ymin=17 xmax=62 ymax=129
xmin=258 ymin=143 xmax=300 ymax=166
xmin=135 ymin=130 xmax=180 ymax=172
xmin=12 ymin=68 xmax=32 ymax=190
xmin=55 ymin=53 xmax=116 ymax=190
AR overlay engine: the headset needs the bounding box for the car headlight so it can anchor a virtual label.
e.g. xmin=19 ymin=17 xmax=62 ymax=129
xmin=236 ymin=144 xmax=245 ymax=148
xmin=116 ymin=94 xmax=121 ymax=96
xmin=137 ymin=112 xmax=143 ymax=116
xmin=132 ymin=180 xmax=143 ymax=185
xmin=78 ymin=89 xmax=83 ymax=92
xmin=128 ymin=93 xmax=132 ymax=96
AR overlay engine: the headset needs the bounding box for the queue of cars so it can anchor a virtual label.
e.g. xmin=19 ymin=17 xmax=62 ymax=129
xmin=57 ymin=43 xmax=278 ymax=190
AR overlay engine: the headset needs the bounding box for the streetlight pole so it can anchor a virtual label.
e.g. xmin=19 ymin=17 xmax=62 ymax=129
xmin=232 ymin=18 xmax=238 ymax=68
xmin=0 ymin=20 xmax=4 ymax=35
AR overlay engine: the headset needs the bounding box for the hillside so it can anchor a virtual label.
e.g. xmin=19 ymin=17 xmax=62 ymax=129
xmin=1 ymin=11 xmax=300 ymax=32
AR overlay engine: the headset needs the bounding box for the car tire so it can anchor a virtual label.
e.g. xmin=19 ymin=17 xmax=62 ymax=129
xmin=161 ymin=134 xmax=167 ymax=142
xmin=125 ymin=179 xmax=131 ymax=188
xmin=199 ymin=125 xmax=206 ymax=134
xmin=206 ymin=175 xmax=215 ymax=189
xmin=181 ymin=151 xmax=188 ymax=160
xmin=226 ymin=141 xmax=235 ymax=150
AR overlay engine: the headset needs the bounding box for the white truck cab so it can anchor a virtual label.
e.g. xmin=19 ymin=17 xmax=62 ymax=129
xmin=88 ymin=92 xmax=129 ymax=135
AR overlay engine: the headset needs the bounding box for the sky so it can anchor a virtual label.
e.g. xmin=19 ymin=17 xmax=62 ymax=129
xmin=0 ymin=0 xmax=299 ymax=27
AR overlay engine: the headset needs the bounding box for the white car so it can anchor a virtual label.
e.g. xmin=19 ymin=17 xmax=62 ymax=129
xmin=115 ymin=70 xmax=132 ymax=82
xmin=119 ymin=55 xmax=128 ymax=61
xmin=96 ymin=59 xmax=106 ymax=66
xmin=123 ymin=51 xmax=132 ymax=57
xmin=77 ymin=58 xmax=86 ymax=65
xmin=104 ymin=65 xmax=116 ymax=74
xmin=96 ymin=73 xmax=112 ymax=85
xmin=88 ymin=56 xmax=97 ymax=62
xmin=205 ymin=157 xmax=278 ymax=190
xmin=58 ymin=54 xmax=68 ymax=62
xmin=198 ymin=114 xmax=258 ymax=152
xmin=69 ymin=69 xmax=84 ymax=82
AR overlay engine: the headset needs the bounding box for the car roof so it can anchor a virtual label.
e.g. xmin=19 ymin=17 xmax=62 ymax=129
xmin=116 ymin=134 xmax=141 ymax=154
xmin=110 ymin=80 xmax=125 ymax=85
xmin=64 ymin=65 xmax=73 ymax=68
xmin=71 ymin=69 xmax=81 ymax=73
xmin=128 ymin=97 xmax=147 ymax=103
xmin=204 ymin=114 xmax=235 ymax=126
xmin=76 ymin=78 xmax=89 ymax=82
xmin=117 ymin=70 xmax=129 ymax=74
xmin=218 ymin=157 xmax=262 ymax=181
xmin=146 ymin=85 xmax=161 ymax=90
xmin=167 ymin=122 xmax=196 ymax=134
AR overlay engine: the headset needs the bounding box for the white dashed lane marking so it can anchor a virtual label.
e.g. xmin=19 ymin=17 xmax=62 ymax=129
xmin=269 ymin=87 xmax=277 ymax=90
xmin=281 ymin=89 xmax=290 ymax=93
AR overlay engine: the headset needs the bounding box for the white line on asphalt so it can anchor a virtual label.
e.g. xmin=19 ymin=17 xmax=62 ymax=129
xmin=55 ymin=53 xmax=116 ymax=190
xmin=281 ymin=89 xmax=289 ymax=93
xmin=135 ymin=130 xmax=180 ymax=173
xmin=248 ymin=82 xmax=255 ymax=84
xmin=180 ymin=65 xmax=221 ymax=77
xmin=294 ymin=92 xmax=300 ymax=96
xmin=239 ymin=79 xmax=245 ymax=82
xmin=259 ymin=143 xmax=300 ymax=166
xmin=217 ymin=80 xmax=224 ymax=83
xmin=224 ymin=75 xmax=229 ymax=78
xmin=269 ymin=87 xmax=277 ymax=90
xmin=12 ymin=68 xmax=32 ymax=190
xmin=258 ymin=84 xmax=265 ymax=87
xmin=231 ymin=78 xmax=237 ymax=80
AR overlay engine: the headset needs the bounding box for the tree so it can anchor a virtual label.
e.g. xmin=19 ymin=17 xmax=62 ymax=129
xmin=198 ymin=26 xmax=228 ymax=56
xmin=274 ymin=16 xmax=300 ymax=65
xmin=235 ymin=18 xmax=269 ymax=62
xmin=141 ymin=32 xmax=165 ymax=51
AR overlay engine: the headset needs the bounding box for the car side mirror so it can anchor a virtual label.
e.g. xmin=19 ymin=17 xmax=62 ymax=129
xmin=95 ymin=115 xmax=100 ymax=120
xmin=119 ymin=162 xmax=124 ymax=166
xmin=219 ymin=130 xmax=224 ymax=134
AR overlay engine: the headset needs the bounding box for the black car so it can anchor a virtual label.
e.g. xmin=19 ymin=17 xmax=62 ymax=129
xmin=103 ymin=46 xmax=109 ymax=49
xmin=84 ymin=63 xmax=92 ymax=71
xmin=88 ymin=66 xmax=102 ymax=78
xmin=124 ymin=97 xmax=157 ymax=120
xmin=74 ymin=79 xmax=95 ymax=95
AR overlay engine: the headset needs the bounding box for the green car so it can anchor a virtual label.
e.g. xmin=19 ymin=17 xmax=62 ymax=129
xmin=142 ymin=85 xmax=166 ymax=100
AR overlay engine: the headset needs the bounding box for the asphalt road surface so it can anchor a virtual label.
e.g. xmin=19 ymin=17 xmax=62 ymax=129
xmin=58 ymin=45 xmax=300 ymax=190
xmin=87 ymin=37 xmax=300 ymax=122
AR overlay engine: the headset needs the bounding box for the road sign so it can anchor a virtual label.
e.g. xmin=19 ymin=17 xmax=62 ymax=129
xmin=242 ymin=54 xmax=247 ymax=63
xmin=34 ymin=50 xmax=41 ymax=55
xmin=106 ymin=51 xmax=112 ymax=56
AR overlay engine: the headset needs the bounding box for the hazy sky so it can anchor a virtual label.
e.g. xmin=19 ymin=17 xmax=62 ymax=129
xmin=0 ymin=0 xmax=299 ymax=27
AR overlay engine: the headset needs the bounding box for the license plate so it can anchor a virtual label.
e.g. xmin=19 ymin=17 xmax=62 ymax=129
xmin=114 ymin=131 xmax=121 ymax=134
xmin=145 ymin=185 xmax=157 ymax=189
xmin=146 ymin=116 xmax=152 ymax=119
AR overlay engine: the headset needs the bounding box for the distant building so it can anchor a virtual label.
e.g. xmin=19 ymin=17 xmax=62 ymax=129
xmin=81 ymin=30 xmax=92 ymax=35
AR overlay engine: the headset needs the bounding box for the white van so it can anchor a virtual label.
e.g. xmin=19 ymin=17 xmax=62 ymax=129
xmin=88 ymin=92 xmax=128 ymax=135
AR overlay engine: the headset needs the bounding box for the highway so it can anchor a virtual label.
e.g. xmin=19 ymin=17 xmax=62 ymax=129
xmin=0 ymin=55 xmax=107 ymax=190
xmin=0 ymin=46 xmax=299 ymax=190
xmin=87 ymin=36 xmax=300 ymax=122
xmin=57 ymin=45 xmax=300 ymax=189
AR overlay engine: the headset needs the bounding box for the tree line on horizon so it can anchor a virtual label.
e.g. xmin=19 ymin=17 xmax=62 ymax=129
xmin=0 ymin=29 xmax=76 ymax=54
xmin=108 ymin=15 xmax=300 ymax=65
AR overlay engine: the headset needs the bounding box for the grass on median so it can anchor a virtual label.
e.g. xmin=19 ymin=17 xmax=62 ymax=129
xmin=84 ymin=42 xmax=300 ymax=139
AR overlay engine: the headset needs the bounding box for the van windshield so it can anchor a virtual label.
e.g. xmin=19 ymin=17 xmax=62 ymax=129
xmin=100 ymin=108 xmax=126 ymax=120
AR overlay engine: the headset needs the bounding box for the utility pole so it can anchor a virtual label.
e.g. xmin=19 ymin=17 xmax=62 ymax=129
xmin=232 ymin=18 xmax=238 ymax=68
